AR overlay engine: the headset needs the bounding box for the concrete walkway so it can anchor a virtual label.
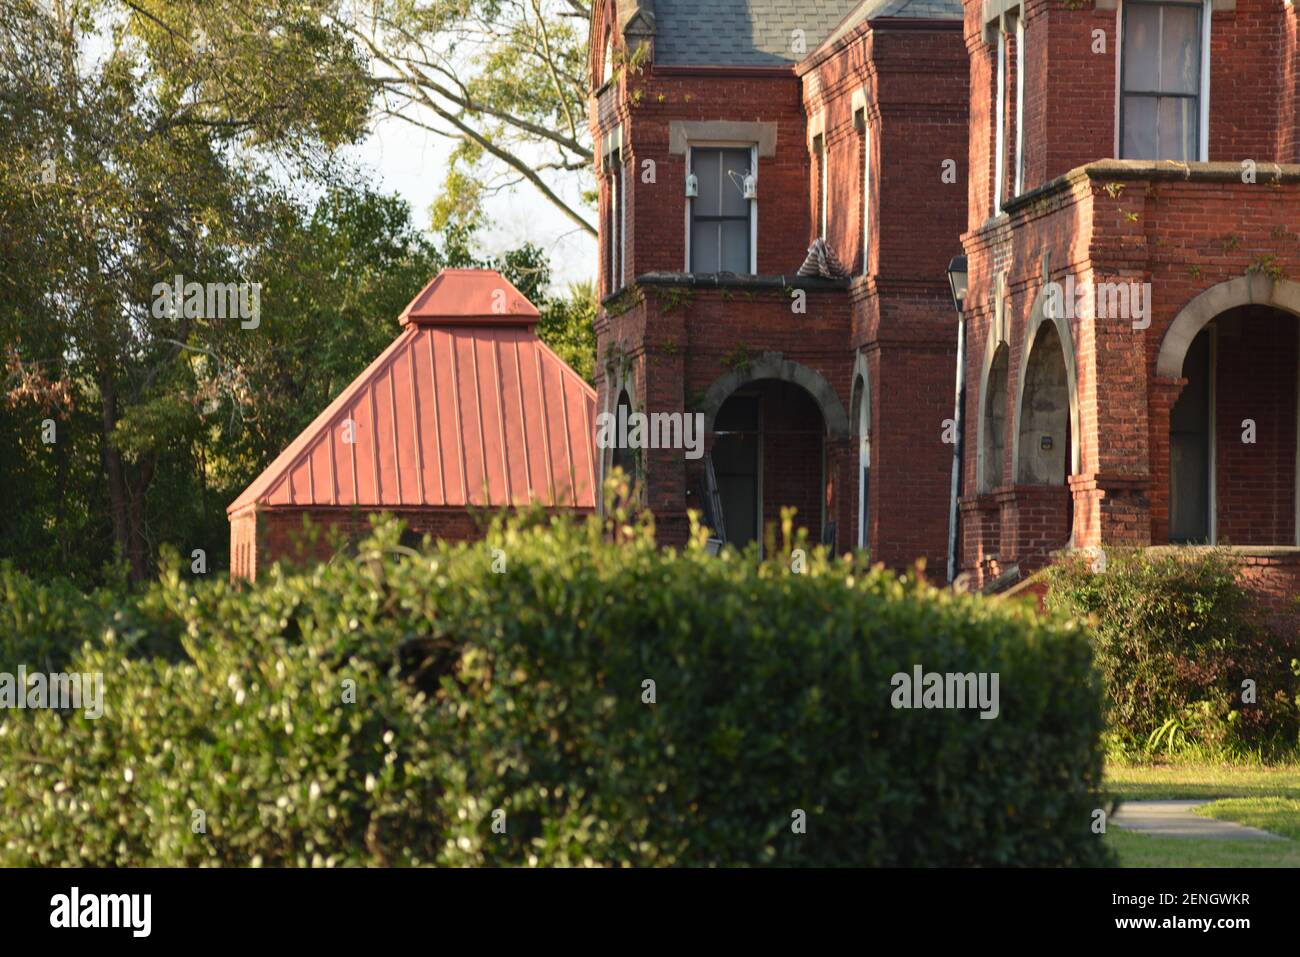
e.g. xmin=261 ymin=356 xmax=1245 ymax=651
xmin=1111 ymin=800 xmax=1286 ymax=841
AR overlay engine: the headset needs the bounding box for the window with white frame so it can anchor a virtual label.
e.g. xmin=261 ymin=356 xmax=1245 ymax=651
xmin=688 ymin=146 xmax=755 ymax=274
xmin=856 ymin=108 xmax=871 ymax=275
xmin=1120 ymin=1 xmax=1207 ymax=161
xmin=1013 ymin=14 xmax=1025 ymax=196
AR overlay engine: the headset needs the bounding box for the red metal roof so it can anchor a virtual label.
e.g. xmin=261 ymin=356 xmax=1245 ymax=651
xmin=228 ymin=269 xmax=597 ymax=515
xmin=398 ymin=268 xmax=541 ymax=326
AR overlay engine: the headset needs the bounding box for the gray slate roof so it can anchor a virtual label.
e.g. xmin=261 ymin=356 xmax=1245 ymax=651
xmin=652 ymin=0 xmax=963 ymax=67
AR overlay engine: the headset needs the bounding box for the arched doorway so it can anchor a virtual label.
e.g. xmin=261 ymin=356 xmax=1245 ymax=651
xmin=1167 ymin=306 xmax=1298 ymax=545
xmin=1159 ymin=277 xmax=1300 ymax=546
xmin=712 ymin=381 xmax=827 ymax=548
xmin=701 ymin=353 xmax=849 ymax=551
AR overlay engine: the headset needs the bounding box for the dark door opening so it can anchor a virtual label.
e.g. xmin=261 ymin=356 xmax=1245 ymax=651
xmin=712 ymin=395 xmax=760 ymax=547
xmin=1170 ymin=328 xmax=1212 ymax=543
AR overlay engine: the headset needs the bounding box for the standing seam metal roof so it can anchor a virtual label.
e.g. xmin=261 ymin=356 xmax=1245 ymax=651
xmin=228 ymin=270 xmax=598 ymax=514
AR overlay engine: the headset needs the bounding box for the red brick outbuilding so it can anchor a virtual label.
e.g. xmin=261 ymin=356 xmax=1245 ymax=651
xmin=228 ymin=269 xmax=598 ymax=580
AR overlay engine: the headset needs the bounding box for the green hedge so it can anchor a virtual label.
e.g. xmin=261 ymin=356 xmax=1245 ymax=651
xmin=0 ymin=513 xmax=1111 ymax=866
xmin=1044 ymin=548 xmax=1300 ymax=757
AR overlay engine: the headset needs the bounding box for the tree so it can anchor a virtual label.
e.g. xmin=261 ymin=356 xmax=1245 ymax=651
xmin=0 ymin=1 xmax=597 ymax=585
xmin=0 ymin=0 xmax=369 ymax=580
xmin=126 ymin=0 xmax=598 ymax=235
xmin=350 ymin=0 xmax=596 ymax=236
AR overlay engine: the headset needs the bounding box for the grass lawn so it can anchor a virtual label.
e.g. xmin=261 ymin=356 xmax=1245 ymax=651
xmin=1103 ymin=761 xmax=1300 ymax=867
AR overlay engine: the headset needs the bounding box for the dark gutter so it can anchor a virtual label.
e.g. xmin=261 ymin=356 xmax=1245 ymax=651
xmin=650 ymin=65 xmax=796 ymax=77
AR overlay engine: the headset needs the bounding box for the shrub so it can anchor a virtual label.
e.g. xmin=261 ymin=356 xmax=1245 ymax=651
xmin=0 ymin=512 xmax=1112 ymax=867
xmin=1044 ymin=548 xmax=1300 ymax=758
xmin=0 ymin=561 xmax=184 ymax=672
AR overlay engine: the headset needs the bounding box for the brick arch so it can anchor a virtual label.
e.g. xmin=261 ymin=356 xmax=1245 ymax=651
xmin=701 ymin=352 xmax=850 ymax=437
xmin=1157 ymin=274 xmax=1300 ymax=377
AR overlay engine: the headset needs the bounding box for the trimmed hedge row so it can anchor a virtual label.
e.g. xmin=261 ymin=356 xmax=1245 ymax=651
xmin=0 ymin=513 xmax=1111 ymax=866
xmin=1045 ymin=547 xmax=1300 ymax=757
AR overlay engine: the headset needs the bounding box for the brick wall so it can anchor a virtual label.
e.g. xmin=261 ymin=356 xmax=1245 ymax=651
xmin=232 ymin=505 xmax=591 ymax=581
xmin=594 ymin=67 xmax=813 ymax=290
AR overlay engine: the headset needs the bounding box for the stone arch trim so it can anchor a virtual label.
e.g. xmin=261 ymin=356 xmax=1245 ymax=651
xmin=1011 ymin=270 xmax=1082 ymax=479
xmin=701 ymin=352 xmax=850 ymax=437
xmin=1157 ymin=274 xmax=1300 ymax=378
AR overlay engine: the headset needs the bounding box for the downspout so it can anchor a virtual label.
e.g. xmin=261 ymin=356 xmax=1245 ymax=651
xmin=946 ymin=304 xmax=967 ymax=584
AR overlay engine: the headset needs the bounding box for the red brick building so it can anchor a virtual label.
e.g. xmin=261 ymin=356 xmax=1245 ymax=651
xmin=228 ymin=270 xmax=597 ymax=580
xmin=589 ymin=0 xmax=1298 ymax=617
xmin=955 ymin=0 xmax=1300 ymax=615
xmin=589 ymin=0 xmax=968 ymax=568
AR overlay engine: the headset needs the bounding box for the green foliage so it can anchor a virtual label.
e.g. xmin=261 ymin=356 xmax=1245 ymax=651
xmin=0 ymin=511 xmax=1110 ymax=867
xmin=1045 ymin=548 xmax=1300 ymax=758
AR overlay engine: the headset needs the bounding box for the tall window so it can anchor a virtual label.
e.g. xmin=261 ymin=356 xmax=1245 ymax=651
xmin=814 ymin=134 xmax=827 ymax=240
xmin=611 ymin=389 xmax=636 ymax=480
xmin=993 ymin=24 xmax=1006 ymax=212
xmin=689 ymin=147 xmax=754 ymax=274
xmin=993 ymin=15 xmax=1025 ymax=210
xmin=856 ymin=109 xmax=871 ymax=275
xmin=1013 ymin=14 xmax=1025 ymax=196
xmin=601 ymin=32 xmax=613 ymax=87
xmin=1121 ymin=1 xmax=1205 ymax=161
xmin=606 ymin=148 xmax=625 ymax=294
xmin=856 ymin=382 xmax=870 ymax=549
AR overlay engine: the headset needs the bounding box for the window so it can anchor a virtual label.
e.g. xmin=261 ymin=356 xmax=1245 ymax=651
xmin=611 ymin=389 xmax=636 ymax=481
xmin=601 ymin=32 xmax=613 ymax=87
xmin=1120 ymin=1 xmax=1206 ymax=161
xmin=814 ymin=134 xmax=827 ymax=240
xmin=1013 ymin=14 xmax=1025 ymax=196
xmin=993 ymin=23 xmax=1006 ymax=211
xmin=993 ymin=14 xmax=1025 ymax=210
xmin=606 ymin=147 xmax=625 ymax=294
xmin=856 ymin=381 xmax=870 ymax=548
xmin=856 ymin=109 xmax=870 ymax=275
xmin=689 ymin=147 xmax=754 ymax=274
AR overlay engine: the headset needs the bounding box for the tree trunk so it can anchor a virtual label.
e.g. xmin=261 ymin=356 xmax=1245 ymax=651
xmin=100 ymin=381 xmax=154 ymax=583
